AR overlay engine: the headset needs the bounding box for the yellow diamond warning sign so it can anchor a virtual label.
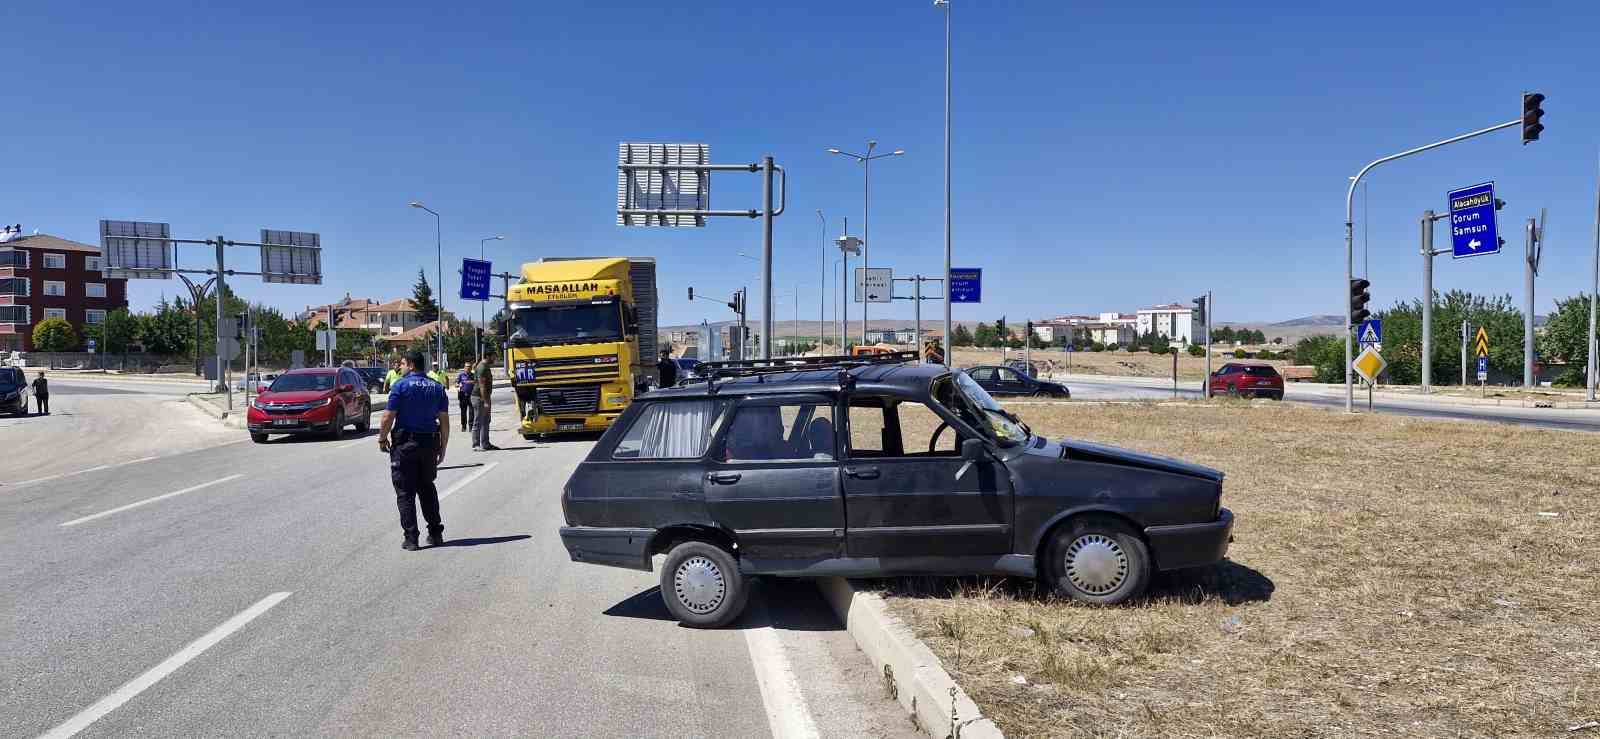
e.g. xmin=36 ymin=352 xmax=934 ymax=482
xmin=1352 ymin=345 xmax=1387 ymax=385
xmin=1473 ymin=326 xmax=1490 ymax=358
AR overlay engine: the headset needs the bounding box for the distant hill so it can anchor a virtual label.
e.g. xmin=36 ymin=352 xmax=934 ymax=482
xmin=1269 ymin=314 xmax=1345 ymax=327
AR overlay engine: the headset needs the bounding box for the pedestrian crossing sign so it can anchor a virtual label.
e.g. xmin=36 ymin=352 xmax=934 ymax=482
xmin=1357 ymin=319 xmax=1382 ymax=347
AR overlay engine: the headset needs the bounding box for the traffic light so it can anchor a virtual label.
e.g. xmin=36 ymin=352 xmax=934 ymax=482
xmin=1191 ymin=295 xmax=1207 ymax=327
xmin=687 ymin=287 xmax=694 ymax=301
xmin=234 ymin=314 xmax=246 ymax=340
xmin=1349 ymin=278 xmax=1372 ymax=324
xmin=1521 ymin=92 xmax=1545 ymax=144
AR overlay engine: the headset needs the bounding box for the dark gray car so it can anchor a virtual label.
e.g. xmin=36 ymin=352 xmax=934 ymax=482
xmin=0 ymin=367 xmax=29 ymax=415
xmin=558 ymin=354 xmax=1232 ymax=627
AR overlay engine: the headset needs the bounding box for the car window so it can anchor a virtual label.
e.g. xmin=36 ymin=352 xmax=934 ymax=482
xmin=847 ymin=397 xmax=891 ymax=456
xmin=1243 ymin=366 xmax=1279 ymax=377
xmin=271 ymin=373 xmax=335 ymax=392
xmin=722 ymin=400 xmax=835 ymax=462
xmin=996 ymin=368 xmax=1020 ymax=382
xmin=611 ymin=400 xmax=723 ymax=460
xmin=897 ymin=401 xmax=960 ymax=456
xmin=968 ymin=367 xmax=996 ymax=382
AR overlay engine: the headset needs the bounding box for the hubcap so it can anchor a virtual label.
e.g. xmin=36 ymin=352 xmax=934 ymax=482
xmin=673 ymin=556 xmax=727 ymax=614
xmin=1065 ymin=534 xmax=1128 ymax=595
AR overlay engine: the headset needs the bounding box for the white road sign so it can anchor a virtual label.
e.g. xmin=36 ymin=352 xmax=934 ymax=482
xmin=315 ymin=329 xmax=337 ymax=351
xmin=854 ymin=267 xmax=892 ymax=304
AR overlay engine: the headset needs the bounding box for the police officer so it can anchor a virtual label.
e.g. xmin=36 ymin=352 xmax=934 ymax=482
xmin=656 ymin=348 xmax=677 ymax=388
xmin=378 ymin=351 xmax=450 ymax=551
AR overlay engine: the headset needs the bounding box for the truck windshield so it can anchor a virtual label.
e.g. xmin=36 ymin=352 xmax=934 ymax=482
xmin=511 ymin=302 xmax=624 ymax=347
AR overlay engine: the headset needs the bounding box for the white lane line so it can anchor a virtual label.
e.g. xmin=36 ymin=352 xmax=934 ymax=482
xmin=60 ymin=474 xmax=244 ymax=527
xmin=744 ymin=596 xmax=820 ymax=739
xmin=9 ymin=456 xmax=158 ymax=489
xmin=438 ymin=462 xmax=499 ymax=501
xmin=38 ymin=591 xmax=292 ymax=739
xmin=335 ymin=438 xmax=372 ymax=450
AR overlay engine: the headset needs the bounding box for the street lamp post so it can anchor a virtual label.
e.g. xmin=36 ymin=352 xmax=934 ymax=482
xmin=478 ymin=235 xmax=505 ymax=363
xmin=828 ymin=141 xmax=905 ymax=345
xmin=408 ymin=201 xmax=444 ymax=370
xmin=816 ymin=209 xmax=826 ymax=351
xmin=936 ymin=0 xmax=952 ymax=363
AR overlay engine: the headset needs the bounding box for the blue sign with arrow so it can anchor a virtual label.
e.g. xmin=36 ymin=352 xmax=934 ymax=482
xmin=460 ymin=258 xmax=492 ymax=301
xmin=949 ymin=268 xmax=982 ymax=304
xmin=1448 ymin=182 xmax=1500 ymax=259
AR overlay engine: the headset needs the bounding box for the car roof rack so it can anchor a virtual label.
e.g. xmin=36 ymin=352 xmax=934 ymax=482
xmin=696 ymin=351 xmax=919 ymax=390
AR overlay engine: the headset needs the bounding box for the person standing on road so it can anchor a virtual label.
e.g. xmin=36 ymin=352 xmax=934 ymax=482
xmin=378 ymin=351 xmax=450 ymax=551
xmin=455 ymin=365 xmax=477 ymax=432
xmin=383 ymin=359 xmax=402 ymax=393
xmin=428 ymin=363 xmax=449 ymax=389
xmin=656 ymin=348 xmax=677 ymax=388
xmin=472 ymin=357 xmax=498 ymax=451
xmin=31 ymin=371 xmax=48 ymax=415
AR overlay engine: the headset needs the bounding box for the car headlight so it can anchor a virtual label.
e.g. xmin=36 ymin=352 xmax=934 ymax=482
xmin=606 ymin=394 xmax=627 ymax=406
xmin=315 ymin=398 xmax=333 ymax=407
xmin=250 ymin=398 xmax=263 ymax=409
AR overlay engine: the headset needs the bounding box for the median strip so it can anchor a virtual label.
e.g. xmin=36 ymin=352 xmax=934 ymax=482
xmin=38 ymin=591 xmax=292 ymax=738
xmin=59 ymin=474 xmax=244 ymax=527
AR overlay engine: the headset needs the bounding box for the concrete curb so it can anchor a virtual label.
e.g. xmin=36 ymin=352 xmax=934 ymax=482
xmin=184 ymin=394 xmax=246 ymax=429
xmin=816 ymin=578 xmax=1003 ymax=739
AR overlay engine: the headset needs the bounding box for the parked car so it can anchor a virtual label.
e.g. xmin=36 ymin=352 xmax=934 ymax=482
xmin=246 ymin=367 xmax=372 ymax=443
xmin=1209 ymin=363 xmax=1284 ymax=400
xmin=235 ymin=372 xmax=279 ymax=393
xmin=966 ymin=365 xmax=1070 ymax=398
xmin=353 ymin=366 xmax=387 ymax=392
xmin=0 ymin=366 xmax=30 ymax=415
xmin=559 ymin=356 xmax=1232 ymax=627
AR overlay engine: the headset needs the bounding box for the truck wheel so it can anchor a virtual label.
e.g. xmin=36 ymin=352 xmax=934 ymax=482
xmin=251 ymin=433 xmax=269 ymax=444
xmin=1045 ymin=516 xmax=1150 ymax=605
xmin=660 ymin=541 xmax=749 ymax=628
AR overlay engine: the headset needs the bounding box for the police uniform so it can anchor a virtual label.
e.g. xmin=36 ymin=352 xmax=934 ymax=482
xmin=388 ymin=371 xmax=449 ymax=544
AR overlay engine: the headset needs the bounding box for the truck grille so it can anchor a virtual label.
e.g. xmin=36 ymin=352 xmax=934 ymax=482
xmin=536 ymin=384 xmax=600 ymax=415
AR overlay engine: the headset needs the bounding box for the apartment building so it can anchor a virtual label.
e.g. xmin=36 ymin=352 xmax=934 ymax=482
xmin=0 ymin=227 xmax=129 ymax=352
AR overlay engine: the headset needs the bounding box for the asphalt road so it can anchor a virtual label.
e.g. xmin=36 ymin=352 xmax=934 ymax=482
xmin=0 ymin=387 xmax=916 ymax=738
xmin=1056 ymin=374 xmax=1600 ymax=431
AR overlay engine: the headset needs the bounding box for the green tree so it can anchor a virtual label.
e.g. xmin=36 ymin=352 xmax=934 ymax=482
xmin=1539 ymin=294 xmax=1592 ymax=386
xmin=85 ymin=308 xmax=139 ymax=354
xmin=33 ymin=317 xmax=77 ymax=351
xmin=140 ymin=298 xmax=193 ymax=356
xmin=410 ymin=269 xmax=440 ymax=323
xmin=972 ymin=323 xmax=995 ymax=347
xmin=951 ymin=324 xmax=974 ymax=347
xmin=1374 ymin=290 xmax=1525 ymax=385
xmin=1293 ymin=335 xmax=1345 ymax=382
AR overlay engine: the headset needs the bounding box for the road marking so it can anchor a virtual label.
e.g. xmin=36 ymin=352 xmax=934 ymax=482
xmin=336 ymin=438 xmax=372 ymax=450
xmin=60 ymin=474 xmax=244 ymax=527
xmin=38 ymin=591 xmax=291 ymax=739
xmin=8 ymin=456 xmax=158 ymax=489
xmin=439 ymin=462 xmax=499 ymax=501
xmin=744 ymin=596 xmax=820 ymax=739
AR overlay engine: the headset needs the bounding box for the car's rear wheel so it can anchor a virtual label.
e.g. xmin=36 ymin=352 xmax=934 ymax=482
xmin=660 ymin=541 xmax=749 ymax=628
xmin=330 ymin=408 xmax=345 ymax=440
xmin=251 ymin=432 xmax=268 ymax=444
xmin=1046 ymin=516 xmax=1150 ymax=605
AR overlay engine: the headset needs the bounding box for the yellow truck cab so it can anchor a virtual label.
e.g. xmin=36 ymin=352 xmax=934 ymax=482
xmin=505 ymin=257 xmax=658 ymax=438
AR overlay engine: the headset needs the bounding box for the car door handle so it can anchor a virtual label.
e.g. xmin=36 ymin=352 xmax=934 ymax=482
xmin=844 ymin=467 xmax=880 ymax=480
xmin=707 ymin=472 xmax=742 ymax=485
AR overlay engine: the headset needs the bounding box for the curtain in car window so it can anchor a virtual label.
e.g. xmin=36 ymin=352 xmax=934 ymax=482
xmin=619 ymin=400 xmax=719 ymax=459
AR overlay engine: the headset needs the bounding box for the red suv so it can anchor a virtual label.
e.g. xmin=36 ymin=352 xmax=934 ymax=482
xmin=1209 ymin=363 xmax=1284 ymax=400
xmin=247 ymin=367 xmax=371 ymax=442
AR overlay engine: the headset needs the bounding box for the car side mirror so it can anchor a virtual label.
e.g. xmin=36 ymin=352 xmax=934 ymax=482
xmin=956 ymin=438 xmax=986 ymax=481
xmin=339 ymin=384 xmax=354 ymax=393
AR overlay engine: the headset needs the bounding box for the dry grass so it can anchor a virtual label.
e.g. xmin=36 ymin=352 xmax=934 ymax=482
xmin=880 ymin=401 xmax=1600 ymax=738
xmin=951 ymin=348 xmax=1290 ymax=381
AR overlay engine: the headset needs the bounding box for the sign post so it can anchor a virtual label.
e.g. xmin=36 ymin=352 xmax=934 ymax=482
xmin=1474 ymin=326 xmax=1490 ymax=395
xmin=1352 ymin=345 xmax=1387 ymax=412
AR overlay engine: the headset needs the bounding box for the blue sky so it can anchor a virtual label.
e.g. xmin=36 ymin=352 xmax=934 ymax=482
xmin=4 ymin=0 xmax=1597 ymax=327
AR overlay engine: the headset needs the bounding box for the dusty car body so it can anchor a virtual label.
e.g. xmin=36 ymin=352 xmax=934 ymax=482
xmin=559 ymin=355 xmax=1232 ymax=627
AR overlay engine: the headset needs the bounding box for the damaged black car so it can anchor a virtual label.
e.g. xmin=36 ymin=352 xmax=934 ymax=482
xmin=559 ymin=353 xmax=1233 ymax=627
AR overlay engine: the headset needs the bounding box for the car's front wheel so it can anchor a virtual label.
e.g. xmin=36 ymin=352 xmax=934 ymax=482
xmin=660 ymin=541 xmax=749 ymax=628
xmin=355 ymin=401 xmax=371 ymax=432
xmin=330 ymin=408 xmax=345 ymax=440
xmin=1046 ymin=516 xmax=1151 ymax=605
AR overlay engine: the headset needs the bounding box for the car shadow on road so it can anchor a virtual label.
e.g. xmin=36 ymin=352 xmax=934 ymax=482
xmin=877 ymin=558 xmax=1274 ymax=608
xmin=604 ymin=579 xmax=845 ymax=631
xmin=432 ymin=534 xmax=531 ymax=548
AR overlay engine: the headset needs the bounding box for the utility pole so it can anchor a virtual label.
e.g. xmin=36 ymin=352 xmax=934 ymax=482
xmin=1589 ymin=151 xmax=1599 ymax=402
xmin=817 ymin=210 xmax=826 ymax=352
xmin=1460 ymin=320 xmax=1469 ymax=386
xmin=1419 ymin=210 xmax=1450 ymax=392
xmin=1524 ymin=215 xmax=1544 ymax=388
xmin=936 ymin=0 xmax=953 ymax=366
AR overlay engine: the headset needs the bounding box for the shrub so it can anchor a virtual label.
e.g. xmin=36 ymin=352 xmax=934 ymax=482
xmin=32 ymin=317 xmax=77 ymax=351
xmin=1187 ymin=344 xmax=1205 ymax=357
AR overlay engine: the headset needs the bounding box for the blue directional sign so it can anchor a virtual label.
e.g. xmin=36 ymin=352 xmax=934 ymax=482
xmin=1357 ymin=318 xmax=1382 ymax=346
xmin=1476 ymin=356 xmax=1488 ymax=382
xmin=949 ymin=268 xmax=982 ymax=303
xmin=460 ymin=258 xmax=492 ymax=301
xmin=1448 ymin=182 xmax=1500 ymax=259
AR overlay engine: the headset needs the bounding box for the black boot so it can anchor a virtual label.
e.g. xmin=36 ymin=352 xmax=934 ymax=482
xmin=427 ymin=528 xmax=445 ymax=548
xmin=402 ymin=536 xmax=420 ymax=551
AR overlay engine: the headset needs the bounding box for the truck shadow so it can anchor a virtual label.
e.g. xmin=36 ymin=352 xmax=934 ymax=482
xmin=878 ymin=559 xmax=1274 ymax=608
xmin=604 ymin=578 xmax=845 ymax=632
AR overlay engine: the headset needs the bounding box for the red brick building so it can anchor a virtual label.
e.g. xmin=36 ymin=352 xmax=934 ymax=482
xmin=0 ymin=228 xmax=130 ymax=352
